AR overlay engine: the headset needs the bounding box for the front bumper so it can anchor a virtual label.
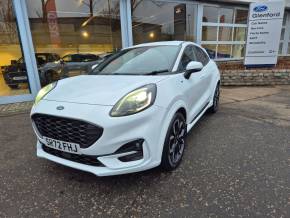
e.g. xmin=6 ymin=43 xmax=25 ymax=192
xmin=31 ymin=100 xmax=167 ymax=176
xmin=3 ymin=71 xmax=28 ymax=85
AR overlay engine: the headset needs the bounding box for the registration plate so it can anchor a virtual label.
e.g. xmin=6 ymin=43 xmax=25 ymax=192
xmin=43 ymin=136 xmax=80 ymax=154
xmin=13 ymin=76 xmax=27 ymax=81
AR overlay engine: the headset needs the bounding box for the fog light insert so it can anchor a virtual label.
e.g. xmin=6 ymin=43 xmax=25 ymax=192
xmin=115 ymin=139 xmax=144 ymax=162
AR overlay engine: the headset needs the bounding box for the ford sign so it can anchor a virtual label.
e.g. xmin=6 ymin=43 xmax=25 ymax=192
xmin=253 ymin=5 xmax=268 ymax=12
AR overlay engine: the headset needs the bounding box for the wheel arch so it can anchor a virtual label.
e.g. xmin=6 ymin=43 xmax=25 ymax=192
xmin=156 ymin=100 xmax=188 ymax=164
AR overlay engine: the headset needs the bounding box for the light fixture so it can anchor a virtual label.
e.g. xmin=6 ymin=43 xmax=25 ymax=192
xmin=149 ymin=32 xmax=155 ymax=39
xmin=82 ymin=31 xmax=89 ymax=38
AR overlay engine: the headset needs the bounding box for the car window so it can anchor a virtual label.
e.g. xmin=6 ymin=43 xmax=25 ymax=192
xmin=178 ymin=45 xmax=196 ymax=71
xmin=82 ymin=55 xmax=99 ymax=62
xmin=17 ymin=57 xmax=24 ymax=64
xmin=71 ymin=55 xmax=81 ymax=62
xmin=93 ymin=45 xmax=180 ymax=75
xmin=47 ymin=54 xmax=56 ymax=62
xmin=52 ymin=54 xmax=60 ymax=61
xmin=193 ymin=46 xmax=210 ymax=66
xmin=56 ymin=55 xmax=61 ymax=61
xmin=35 ymin=54 xmax=47 ymax=65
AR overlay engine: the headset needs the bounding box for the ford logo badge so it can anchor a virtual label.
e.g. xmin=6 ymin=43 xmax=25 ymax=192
xmin=56 ymin=106 xmax=64 ymax=110
xmin=253 ymin=5 xmax=268 ymax=12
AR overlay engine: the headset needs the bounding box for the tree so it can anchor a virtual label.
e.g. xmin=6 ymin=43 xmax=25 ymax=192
xmin=0 ymin=0 xmax=18 ymax=44
xmin=80 ymin=0 xmax=96 ymax=17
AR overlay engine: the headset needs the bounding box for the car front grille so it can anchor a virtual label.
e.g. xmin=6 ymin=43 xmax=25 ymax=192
xmin=42 ymin=144 xmax=104 ymax=167
xmin=32 ymin=114 xmax=103 ymax=148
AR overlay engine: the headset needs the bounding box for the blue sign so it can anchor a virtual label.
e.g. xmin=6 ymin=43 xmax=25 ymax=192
xmin=253 ymin=5 xmax=268 ymax=12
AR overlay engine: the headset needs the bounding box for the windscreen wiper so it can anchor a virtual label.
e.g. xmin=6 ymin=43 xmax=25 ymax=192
xmin=145 ymin=69 xmax=169 ymax=75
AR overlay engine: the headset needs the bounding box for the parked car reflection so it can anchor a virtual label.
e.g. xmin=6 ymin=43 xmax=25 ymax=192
xmin=2 ymin=53 xmax=113 ymax=89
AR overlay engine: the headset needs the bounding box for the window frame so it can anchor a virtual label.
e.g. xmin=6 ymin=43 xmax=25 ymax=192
xmin=200 ymin=3 xmax=248 ymax=61
xmin=279 ymin=11 xmax=290 ymax=56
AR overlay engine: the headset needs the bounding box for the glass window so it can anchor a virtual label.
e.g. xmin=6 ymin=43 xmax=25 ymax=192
xmin=203 ymin=6 xmax=218 ymax=23
xmin=202 ymin=26 xmax=217 ymax=41
xmin=232 ymin=44 xmax=245 ymax=58
xmin=94 ymin=45 xmax=180 ymax=75
xmin=132 ymin=1 xmax=197 ymax=44
xmin=178 ymin=45 xmax=195 ymax=71
xmin=219 ymin=27 xmax=232 ymax=41
xmin=26 ymin=0 xmax=121 ymax=87
xmin=0 ymin=0 xmax=31 ymax=96
xmin=202 ymin=7 xmax=247 ymax=59
xmin=202 ymin=44 xmax=216 ymax=59
xmin=235 ymin=9 xmax=248 ymax=24
xmin=217 ymin=45 xmax=232 ymax=59
xmin=219 ymin=8 xmax=234 ymax=24
xmin=234 ymin=27 xmax=246 ymax=41
xmin=288 ymin=43 xmax=290 ymax=54
xmin=193 ymin=46 xmax=209 ymax=66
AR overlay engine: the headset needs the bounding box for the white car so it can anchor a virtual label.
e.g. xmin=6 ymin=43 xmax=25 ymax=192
xmin=31 ymin=41 xmax=220 ymax=176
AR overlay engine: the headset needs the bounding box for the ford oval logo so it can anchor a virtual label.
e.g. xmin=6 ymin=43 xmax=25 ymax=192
xmin=253 ymin=5 xmax=268 ymax=12
xmin=56 ymin=106 xmax=64 ymax=110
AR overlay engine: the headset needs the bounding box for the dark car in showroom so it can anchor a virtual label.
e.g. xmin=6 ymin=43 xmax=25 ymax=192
xmin=2 ymin=53 xmax=61 ymax=89
xmin=2 ymin=53 xmax=103 ymax=89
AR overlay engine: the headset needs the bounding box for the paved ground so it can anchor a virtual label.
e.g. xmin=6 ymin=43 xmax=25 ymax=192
xmin=0 ymin=86 xmax=290 ymax=217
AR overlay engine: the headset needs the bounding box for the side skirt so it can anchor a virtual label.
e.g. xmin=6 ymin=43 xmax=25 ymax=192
xmin=187 ymin=102 xmax=210 ymax=132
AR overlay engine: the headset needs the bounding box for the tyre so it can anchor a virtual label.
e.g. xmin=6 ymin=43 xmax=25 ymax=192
xmin=8 ymin=84 xmax=19 ymax=89
xmin=161 ymin=112 xmax=187 ymax=171
xmin=208 ymin=83 xmax=220 ymax=113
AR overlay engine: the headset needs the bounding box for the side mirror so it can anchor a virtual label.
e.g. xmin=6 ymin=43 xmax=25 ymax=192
xmin=91 ymin=63 xmax=99 ymax=70
xmin=11 ymin=60 xmax=17 ymax=65
xmin=184 ymin=61 xmax=203 ymax=79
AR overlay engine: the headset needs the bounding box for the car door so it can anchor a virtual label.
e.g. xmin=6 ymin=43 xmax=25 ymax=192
xmin=177 ymin=45 xmax=206 ymax=123
xmin=193 ymin=46 xmax=214 ymax=104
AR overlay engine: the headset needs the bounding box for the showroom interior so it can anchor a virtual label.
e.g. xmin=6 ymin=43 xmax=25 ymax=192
xmin=0 ymin=0 xmax=290 ymax=104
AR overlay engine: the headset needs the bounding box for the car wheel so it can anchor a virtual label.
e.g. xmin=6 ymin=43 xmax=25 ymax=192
xmin=161 ymin=112 xmax=187 ymax=171
xmin=208 ymin=83 xmax=220 ymax=113
xmin=8 ymin=84 xmax=19 ymax=89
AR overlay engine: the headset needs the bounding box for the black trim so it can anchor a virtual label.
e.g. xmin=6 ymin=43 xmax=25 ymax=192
xmin=190 ymin=102 xmax=210 ymax=124
xmin=42 ymin=144 xmax=104 ymax=167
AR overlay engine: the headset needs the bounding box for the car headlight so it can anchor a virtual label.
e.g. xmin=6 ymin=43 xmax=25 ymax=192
xmin=34 ymin=82 xmax=57 ymax=105
xmin=110 ymin=84 xmax=157 ymax=117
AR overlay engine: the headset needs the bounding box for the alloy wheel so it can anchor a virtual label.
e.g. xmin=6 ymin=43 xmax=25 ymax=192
xmin=213 ymin=85 xmax=220 ymax=110
xmin=168 ymin=117 xmax=186 ymax=166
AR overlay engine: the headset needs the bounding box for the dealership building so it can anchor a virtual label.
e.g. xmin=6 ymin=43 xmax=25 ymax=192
xmin=0 ymin=0 xmax=290 ymax=104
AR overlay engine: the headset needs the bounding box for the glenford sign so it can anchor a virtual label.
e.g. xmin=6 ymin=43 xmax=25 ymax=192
xmin=244 ymin=1 xmax=285 ymax=66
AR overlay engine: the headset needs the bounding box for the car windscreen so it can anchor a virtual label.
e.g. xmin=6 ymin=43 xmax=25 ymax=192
xmin=91 ymin=45 xmax=180 ymax=75
xmin=35 ymin=54 xmax=48 ymax=65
